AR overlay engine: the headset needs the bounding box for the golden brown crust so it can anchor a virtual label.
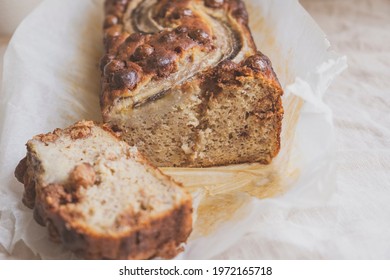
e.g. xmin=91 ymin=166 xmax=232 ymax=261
xmin=15 ymin=156 xmax=37 ymax=209
xmin=100 ymin=0 xmax=270 ymax=115
xmin=35 ymin=184 xmax=192 ymax=259
xmin=14 ymin=157 xmax=27 ymax=184
xmin=201 ymin=52 xmax=282 ymax=96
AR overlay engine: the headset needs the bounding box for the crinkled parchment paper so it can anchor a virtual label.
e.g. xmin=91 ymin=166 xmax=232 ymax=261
xmin=0 ymin=0 xmax=346 ymax=259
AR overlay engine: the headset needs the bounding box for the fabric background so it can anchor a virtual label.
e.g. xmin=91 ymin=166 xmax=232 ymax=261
xmin=214 ymin=0 xmax=390 ymax=259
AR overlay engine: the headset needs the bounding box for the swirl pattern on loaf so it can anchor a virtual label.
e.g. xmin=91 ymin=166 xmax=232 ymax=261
xmin=100 ymin=0 xmax=283 ymax=167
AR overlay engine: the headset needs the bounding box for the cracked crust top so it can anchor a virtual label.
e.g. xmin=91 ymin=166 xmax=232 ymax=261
xmin=100 ymin=0 xmax=281 ymax=118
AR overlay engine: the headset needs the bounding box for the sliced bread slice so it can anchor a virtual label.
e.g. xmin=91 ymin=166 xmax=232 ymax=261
xmin=15 ymin=121 xmax=192 ymax=259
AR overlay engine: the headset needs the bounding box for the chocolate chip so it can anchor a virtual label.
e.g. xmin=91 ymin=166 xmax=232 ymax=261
xmin=125 ymin=33 xmax=144 ymax=43
xmin=159 ymin=32 xmax=176 ymax=43
xmin=146 ymin=52 xmax=177 ymax=77
xmin=156 ymin=55 xmax=174 ymax=68
xmin=205 ymin=0 xmax=224 ymax=8
xmin=174 ymin=46 xmax=183 ymax=54
xmin=100 ymin=54 xmax=115 ymax=71
xmin=104 ymin=35 xmax=127 ymax=52
xmin=111 ymin=69 xmax=139 ymax=90
xmin=245 ymin=54 xmax=270 ymax=72
xmin=175 ymin=26 xmax=188 ymax=34
xmin=105 ymin=25 xmax=122 ymax=37
xmin=103 ymin=15 xmax=118 ymax=28
xmin=132 ymin=44 xmax=154 ymax=61
xmin=215 ymin=60 xmax=238 ymax=84
xmin=188 ymin=29 xmax=210 ymax=44
xmin=103 ymin=59 xmax=125 ymax=76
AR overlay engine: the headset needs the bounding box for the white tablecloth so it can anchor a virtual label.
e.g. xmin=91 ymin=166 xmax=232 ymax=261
xmin=214 ymin=0 xmax=390 ymax=259
xmin=1 ymin=0 xmax=389 ymax=259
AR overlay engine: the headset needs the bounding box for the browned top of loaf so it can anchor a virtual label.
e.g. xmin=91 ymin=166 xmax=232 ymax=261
xmin=100 ymin=0 xmax=281 ymax=115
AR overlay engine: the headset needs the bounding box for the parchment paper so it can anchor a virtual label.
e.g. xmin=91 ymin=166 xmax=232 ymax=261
xmin=0 ymin=0 xmax=346 ymax=259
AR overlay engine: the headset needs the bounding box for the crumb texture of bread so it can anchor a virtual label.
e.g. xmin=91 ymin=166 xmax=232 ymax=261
xmin=100 ymin=0 xmax=284 ymax=167
xmin=15 ymin=121 xmax=192 ymax=259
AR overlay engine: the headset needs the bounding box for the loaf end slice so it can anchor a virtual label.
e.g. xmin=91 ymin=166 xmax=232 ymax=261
xmin=15 ymin=121 xmax=192 ymax=259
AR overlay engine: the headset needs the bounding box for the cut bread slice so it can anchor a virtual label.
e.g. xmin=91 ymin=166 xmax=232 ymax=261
xmin=15 ymin=121 xmax=192 ymax=259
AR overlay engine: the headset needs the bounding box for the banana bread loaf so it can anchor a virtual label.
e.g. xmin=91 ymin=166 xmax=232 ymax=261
xmin=100 ymin=0 xmax=284 ymax=167
xmin=14 ymin=121 xmax=192 ymax=259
